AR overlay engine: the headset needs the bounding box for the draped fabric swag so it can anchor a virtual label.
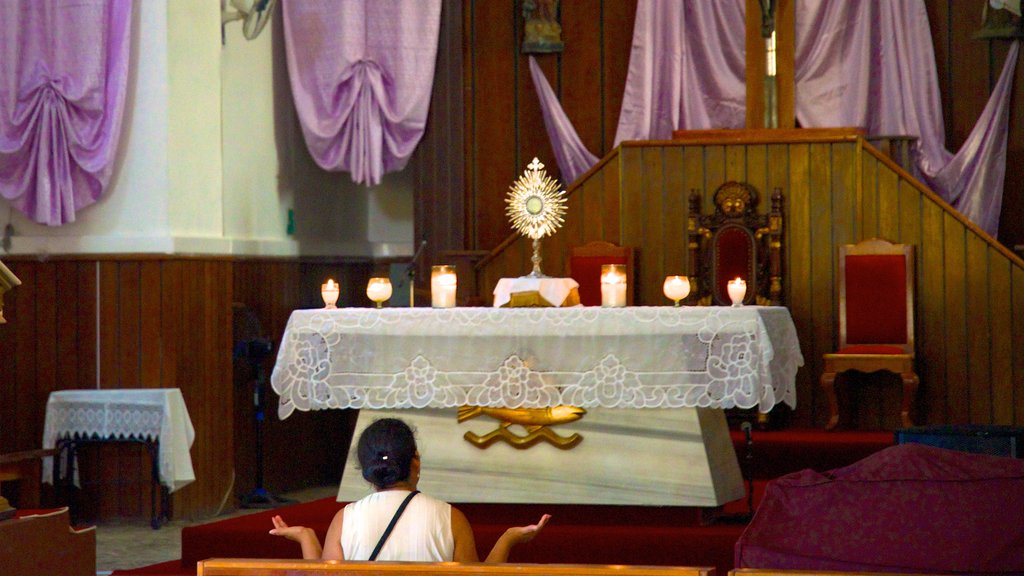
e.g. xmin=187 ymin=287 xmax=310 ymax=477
xmin=532 ymin=0 xmax=1016 ymax=235
xmin=282 ymin=1 xmax=442 ymax=187
xmin=0 ymin=0 xmax=133 ymax=226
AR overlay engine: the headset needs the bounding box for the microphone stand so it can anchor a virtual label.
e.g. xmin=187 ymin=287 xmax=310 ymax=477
xmin=405 ymin=240 xmax=427 ymax=307
xmin=742 ymin=421 xmax=755 ymax=519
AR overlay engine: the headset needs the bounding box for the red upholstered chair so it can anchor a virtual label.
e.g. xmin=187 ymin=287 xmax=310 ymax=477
xmin=821 ymin=238 xmax=918 ymax=430
xmin=569 ymin=241 xmax=634 ymax=306
xmin=688 ymin=182 xmax=783 ymax=306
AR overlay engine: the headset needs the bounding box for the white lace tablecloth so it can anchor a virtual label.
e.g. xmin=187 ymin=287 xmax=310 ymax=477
xmin=42 ymin=389 xmax=196 ymax=493
xmin=271 ymin=306 xmax=802 ymax=419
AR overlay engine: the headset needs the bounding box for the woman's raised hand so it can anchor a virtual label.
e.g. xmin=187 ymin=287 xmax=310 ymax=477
xmin=505 ymin=513 xmax=551 ymax=545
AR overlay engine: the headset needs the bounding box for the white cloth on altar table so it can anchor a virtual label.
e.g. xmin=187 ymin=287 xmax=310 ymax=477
xmin=42 ymin=389 xmax=196 ymax=493
xmin=270 ymin=306 xmax=802 ymax=419
xmin=492 ymin=276 xmax=580 ymax=307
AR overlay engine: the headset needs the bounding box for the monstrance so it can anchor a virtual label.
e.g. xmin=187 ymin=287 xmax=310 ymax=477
xmin=505 ymin=157 xmax=567 ymax=278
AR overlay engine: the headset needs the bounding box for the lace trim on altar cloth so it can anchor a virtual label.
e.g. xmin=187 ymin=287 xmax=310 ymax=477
xmin=271 ymin=307 xmax=803 ymax=418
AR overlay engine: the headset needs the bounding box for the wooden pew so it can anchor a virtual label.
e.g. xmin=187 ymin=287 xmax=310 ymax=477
xmin=198 ymin=559 xmax=716 ymax=576
xmin=733 ymin=565 xmax=946 ymax=569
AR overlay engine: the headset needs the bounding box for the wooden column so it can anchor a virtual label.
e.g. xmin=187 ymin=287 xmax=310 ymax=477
xmin=745 ymin=0 xmax=795 ymax=129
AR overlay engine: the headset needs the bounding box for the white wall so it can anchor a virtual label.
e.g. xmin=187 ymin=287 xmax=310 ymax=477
xmin=1 ymin=0 xmax=414 ymax=258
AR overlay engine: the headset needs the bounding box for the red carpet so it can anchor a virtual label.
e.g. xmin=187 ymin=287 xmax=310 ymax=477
xmin=112 ymin=428 xmax=894 ymax=576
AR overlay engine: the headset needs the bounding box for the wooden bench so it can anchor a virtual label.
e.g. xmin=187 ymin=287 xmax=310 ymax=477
xmin=197 ymin=559 xmax=716 ymax=576
xmin=0 ymin=448 xmax=56 ymax=509
xmin=732 ymin=569 xmax=948 ymax=576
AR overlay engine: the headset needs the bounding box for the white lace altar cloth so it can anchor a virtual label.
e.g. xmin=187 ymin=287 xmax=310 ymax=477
xmin=42 ymin=389 xmax=196 ymax=493
xmin=271 ymin=306 xmax=802 ymax=419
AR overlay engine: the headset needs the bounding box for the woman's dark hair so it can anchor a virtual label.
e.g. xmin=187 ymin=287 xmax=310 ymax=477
xmin=357 ymin=418 xmax=417 ymax=488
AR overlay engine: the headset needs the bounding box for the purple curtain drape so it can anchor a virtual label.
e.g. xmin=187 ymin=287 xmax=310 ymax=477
xmin=0 ymin=0 xmax=133 ymax=226
xmin=794 ymin=0 xmax=1018 ymax=235
xmin=528 ymin=57 xmax=598 ymax=185
xmin=613 ymin=0 xmax=746 ymax=145
xmin=282 ymin=0 xmax=441 ymax=187
xmin=532 ymin=0 xmax=1015 ymax=235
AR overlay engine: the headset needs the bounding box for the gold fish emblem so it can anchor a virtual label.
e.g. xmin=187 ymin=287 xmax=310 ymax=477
xmin=457 ymin=405 xmax=586 ymax=449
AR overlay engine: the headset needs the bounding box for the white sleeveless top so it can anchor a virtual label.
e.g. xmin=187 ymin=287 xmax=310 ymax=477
xmin=341 ymin=491 xmax=454 ymax=561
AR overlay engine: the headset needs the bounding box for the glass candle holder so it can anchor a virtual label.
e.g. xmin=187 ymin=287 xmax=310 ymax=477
xmin=600 ymin=264 xmax=627 ymax=307
xmin=321 ymin=278 xmax=340 ymax=309
xmin=431 ymin=265 xmax=457 ymax=308
xmin=366 ymin=277 xmax=392 ymax=308
xmin=727 ymin=277 xmax=747 ymax=307
xmin=663 ymin=275 xmax=691 ymax=306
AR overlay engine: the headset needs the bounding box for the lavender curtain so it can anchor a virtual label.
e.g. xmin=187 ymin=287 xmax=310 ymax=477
xmin=794 ymin=0 xmax=1018 ymax=235
xmin=282 ymin=0 xmax=442 ymax=187
xmin=0 ymin=0 xmax=133 ymax=226
xmin=613 ymin=0 xmax=746 ymax=145
xmin=528 ymin=57 xmax=598 ymax=184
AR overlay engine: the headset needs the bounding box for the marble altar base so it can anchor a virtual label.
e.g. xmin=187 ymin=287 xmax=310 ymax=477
xmin=338 ymin=407 xmax=744 ymax=507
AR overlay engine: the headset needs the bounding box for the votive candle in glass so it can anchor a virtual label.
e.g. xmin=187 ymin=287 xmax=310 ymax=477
xmin=601 ymin=264 xmax=627 ymax=307
xmin=727 ymin=277 xmax=747 ymax=307
xmin=431 ymin=265 xmax=457 ymax=308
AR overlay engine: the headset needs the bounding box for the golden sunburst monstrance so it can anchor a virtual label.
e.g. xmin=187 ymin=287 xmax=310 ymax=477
xmin=506 ymin=157 xmax=567 ymax=277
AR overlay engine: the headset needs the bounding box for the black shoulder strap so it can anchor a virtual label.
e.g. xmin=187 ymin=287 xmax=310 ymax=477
xmin=368 ymin=490 xmax=420 ymax=561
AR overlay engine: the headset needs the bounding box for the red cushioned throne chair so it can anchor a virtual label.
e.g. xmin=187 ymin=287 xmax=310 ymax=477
xmin=821 ymin=238 xmax=919 ymax=430
xmin=688 ymin=181 xmax=783 ymax=306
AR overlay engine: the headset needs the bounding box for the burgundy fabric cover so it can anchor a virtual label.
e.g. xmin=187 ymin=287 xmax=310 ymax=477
xmin=836 ymin=344 xmax=908 ymax=355
xmin=714 ymin=226 xmax=754 ymax=304
xmin=735 ymin=444 xmax=1024 ymax=574
xmin=844 ymin=254 xmax=908 ymax=345
xmin=570 ymin=255 xmax=628 ymax=306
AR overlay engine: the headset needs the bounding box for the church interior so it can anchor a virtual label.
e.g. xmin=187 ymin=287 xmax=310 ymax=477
xmin=2 ymin=1 xmax=1024 ymax=575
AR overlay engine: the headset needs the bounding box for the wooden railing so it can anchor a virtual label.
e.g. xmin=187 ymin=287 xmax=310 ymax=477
xmin=197 ymin=559 xmax=715 ymax=576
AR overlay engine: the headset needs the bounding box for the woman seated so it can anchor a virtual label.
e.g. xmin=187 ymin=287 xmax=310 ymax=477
xmin=270 ymin=417 xmax=550 ymax=562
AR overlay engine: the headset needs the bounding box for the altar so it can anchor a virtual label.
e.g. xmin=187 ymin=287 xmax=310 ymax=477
xmin=270 ymin=306 xmax=802 ymax=506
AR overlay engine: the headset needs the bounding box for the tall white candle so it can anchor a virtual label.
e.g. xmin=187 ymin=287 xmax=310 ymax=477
xmin=727 ymin=277 xmax=746 ymax=306
xmin=601 ymin=264 xmax=627 ymax=307
xmin=431 ymin=266 xmax=457 ymax=308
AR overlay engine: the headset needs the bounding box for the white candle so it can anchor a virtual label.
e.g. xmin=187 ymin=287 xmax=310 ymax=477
xmin=663 ymin=275 xmax=691 ymax=306
xmin=431 ymin=266 xmax=457 ymax=308
xmin=601 ymin=264 xmax=627 ymax=307
xmin=321 ymin=279 xmax=340 ymax=309
xmin=727 ymin=277 xmax=746 ymax=306
xmin=366 ymin=277 xmax=392 ymax=308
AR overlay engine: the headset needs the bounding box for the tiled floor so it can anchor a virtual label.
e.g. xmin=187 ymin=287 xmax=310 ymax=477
xmin=94 ymin=484 xmax=336 ymax=575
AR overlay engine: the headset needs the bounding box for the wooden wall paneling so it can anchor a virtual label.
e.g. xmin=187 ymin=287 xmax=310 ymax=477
xmin=469 ymin=0 xmax=517 ymax=250
xmin=640 ymin=146 xmax=664 ymax=304
xmin=35 ymin=263 xmax=57 ymax=447
xmin=1001 ymin=40 xmax=1024 ymax=248
xmin=989 ymin=255 xmax=1014 ymax=425
xmin=176 ymin=260 xmax=204 ymax=517
xmin=662 ymin=146 xmax=687 ymax=275
xmin=517 ymin=53 xmax=557 ymax=184
xmin=725 ymin=145 xmax=747 ymax=183
xmin=581 ymin=175 xmax=604 ymax=243
xmin=98 ymin=262 xmax=119 ymax=390
xmin=55 ymin=262 xmax=81 ymax=392
xmin=618 ymin=147 xmax=644 ymax=291
xmin=947 ymin=3 xmax=990 ymax=150
xmin=744 ymin=145 xmax=768 ymax=211
xmin=876 ymin=167 xmax=900 ymax=243
xmin=600 ymin=0 xmax=637 ymax=152
xmin=808 ymin=143 xmax=838 ymax=426
xmin=860 ymin=155 xmax=879 ymax=239
xmin=601 ymin=153 xmax=621 ymax=243
xmin=784 ymin=144 xmax=814 ymax=427
xmin=1014 ymin=266 xmax=1024 ymax=425
xmin=965 ymin=236 xmax=992 ymax=424
xmin=702 ymin=146 xmax=725 ymax=214
xmin=140 ymin=262 xmax=163 ymax=389
xmin=552 ymin=192 xmax=580 ymax=276
xmin=942 ymin=214 xmax=969 ymax=424
xmin=896 ymin=180 xmax=924 ymax=428
xmin=681 ymin=147 xmax=705 ymax=277
xmin=559 ymin=0 xmax=603 ymax=158
xmin=117 ymin=262 xmax=141 ymax=390
xmin=919 ymin=199 xmax=948 ymax=425
xmin=12 ymin=263 xmax=37 ymax=452
xmin=0 ymin=263 xmax=19 ymax=450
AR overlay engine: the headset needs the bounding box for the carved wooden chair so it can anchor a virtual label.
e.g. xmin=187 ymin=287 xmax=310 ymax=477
xmin=688 ymin=182 xmax=783 ymax=306
xmin=821 ymin=238 xmax=918 ymax=430
xmin=568 ymin=241 xmax=635 ymax=306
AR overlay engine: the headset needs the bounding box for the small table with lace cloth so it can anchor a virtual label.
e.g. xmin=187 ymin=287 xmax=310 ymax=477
xmin=271 ymin=306 xmax=802 ymax=506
